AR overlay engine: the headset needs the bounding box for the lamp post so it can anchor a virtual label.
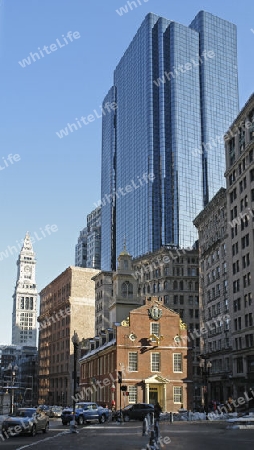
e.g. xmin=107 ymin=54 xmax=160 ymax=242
xmin=199 ymin=356 xmax=212 ymax=415
xmin=8 ymin=364 xmax=18 ymax=414
xmin=26 ymin=376 xmax=34 ymax=406
xmin=72 ymin=331 xmax=79 ymax=416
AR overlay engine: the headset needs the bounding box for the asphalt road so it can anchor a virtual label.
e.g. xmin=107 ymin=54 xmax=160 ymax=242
xmin=1 ymin=419 xmax=254 ymax=450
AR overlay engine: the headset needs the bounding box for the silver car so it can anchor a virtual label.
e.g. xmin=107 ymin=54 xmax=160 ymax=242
xmin=2 ymin=408 xmax=49 ymax=437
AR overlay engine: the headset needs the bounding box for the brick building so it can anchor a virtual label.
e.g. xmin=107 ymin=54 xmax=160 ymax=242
xmin=132 ymin=247 xmax=201 ymax=409
xmin=79 ymin=298 xmax=191 ymax=412
xmin=37 ymin=266 xmax=99 ymax=405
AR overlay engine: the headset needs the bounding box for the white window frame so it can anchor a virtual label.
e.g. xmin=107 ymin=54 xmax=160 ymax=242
xmin=173 ymin=353 xmax=183 ymax=372
xmin=151 ymin=353 xmax=160 ymax=372
xmin=173 ymin=386 xmax=182 ymax=404
xmin=128 ymin=352 xmax=138 ymax=371
xmin=128 ymin=385 xmax=137 ymax=404
xmin=150 ymin=323 xmax=160 ymax=341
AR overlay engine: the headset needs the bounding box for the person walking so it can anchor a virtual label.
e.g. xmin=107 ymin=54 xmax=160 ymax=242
xmin=154 ymin=402 xmax=162 ymax=420
xmin=153 ymin=402 xmax=162 ymax=442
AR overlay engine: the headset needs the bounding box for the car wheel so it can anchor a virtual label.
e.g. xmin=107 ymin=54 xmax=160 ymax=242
xmin=78 ymin=416 xmax=84 ymax=425
xmin=30 ymin=425 xmax=36 ymax=437
xmin=99 ymin=414 xmax=106 ymax=424
xmin=43 ymin=422 xmax=49 ymax=433
xmin=124 ymin=415 xmax=130 ymax=422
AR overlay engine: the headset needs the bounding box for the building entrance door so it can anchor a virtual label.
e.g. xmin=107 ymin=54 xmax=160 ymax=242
xmin=149 ymin=387 xmax=158 ymax=404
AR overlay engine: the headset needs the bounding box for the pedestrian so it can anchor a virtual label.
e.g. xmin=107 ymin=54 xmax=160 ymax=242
xmin=154 ymin=402 xmax=162 ymax=420
xmin=111 ymin=405 xmax=116 ymax=421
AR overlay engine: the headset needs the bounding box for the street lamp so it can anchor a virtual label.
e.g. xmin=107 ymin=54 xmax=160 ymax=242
xmin=26 ymin=376 xmax=34 ymax=406
xmin=8 ymin=364 xmax=18 ymax=414
xmin=199 ymin=356 xmax=212 ymax=415
xmin=72 ymin=331 xmax=79 ymax=415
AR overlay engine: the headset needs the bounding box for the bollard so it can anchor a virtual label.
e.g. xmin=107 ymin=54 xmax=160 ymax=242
xmin=147 ymin=413 xmax=152 ymax=430
xmin=142 ymin=416 xmax=149 ymax=436
xmin=146 ymin=430 xmax=159 ymax=450
xmin=169 ymin=411 xmax=174 ymax=424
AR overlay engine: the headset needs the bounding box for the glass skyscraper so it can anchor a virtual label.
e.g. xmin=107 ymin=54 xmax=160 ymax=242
xmin=101 ymin=11 xmax=239 ymax=271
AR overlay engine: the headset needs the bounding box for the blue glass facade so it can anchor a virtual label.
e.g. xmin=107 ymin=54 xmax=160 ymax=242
xmin=101 ymin=11 xmax=239 ymax=270
xmin=190 ymin=11 xmax=239 ymax=205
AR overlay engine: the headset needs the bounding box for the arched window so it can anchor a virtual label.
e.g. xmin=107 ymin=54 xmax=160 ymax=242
xmin=164 ymin=281 xmax=169 ymax=290
xmin=180 ymin=281 xmax=184 ymax=290
xmin=121 ymin=281 xmax=133 ymax=298
xmin=29 ymin=297 xmax=33 ymax=310
xmin=25 ymin=297 xmax=29 ymax=309
xmin=173 ymin=281 xmax=178 ymax=290
xmin=20 ymin=297 xmax=24 ymax=309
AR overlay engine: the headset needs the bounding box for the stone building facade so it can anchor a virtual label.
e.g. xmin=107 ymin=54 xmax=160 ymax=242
xmin=224 ymin=93 xmax=254 ymax=399
xmin=37 ymin=266 xmax=99 ymax=405
xmin=79 ymin=298 xmax=191 ymax=412
xmin=93 ymin=271 xmax=113 ymax=336
xmin=193 ymin=188 xmax=232 ymax=403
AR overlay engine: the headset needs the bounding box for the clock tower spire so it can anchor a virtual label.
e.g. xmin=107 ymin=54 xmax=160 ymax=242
xmin=12 ymin=232 xmax=38 ymax=347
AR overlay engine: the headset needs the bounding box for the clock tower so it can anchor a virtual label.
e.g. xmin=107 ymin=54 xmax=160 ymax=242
xmin=12 ymin=232 xmax=38 ymax=347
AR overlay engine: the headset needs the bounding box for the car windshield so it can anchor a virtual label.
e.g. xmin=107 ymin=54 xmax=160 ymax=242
xmin=13 ymin=409 xmax=35 ymax=418
xmin=122 ymin=405 xmax=133 ymax=411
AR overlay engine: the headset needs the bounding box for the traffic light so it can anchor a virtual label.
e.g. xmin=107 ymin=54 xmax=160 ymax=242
xmin=118 ymin=371 xmax=122 ymax=383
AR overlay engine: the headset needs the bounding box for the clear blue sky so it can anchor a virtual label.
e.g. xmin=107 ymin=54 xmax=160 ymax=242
xmin=0 ymin=0 xmax=253 ymax=343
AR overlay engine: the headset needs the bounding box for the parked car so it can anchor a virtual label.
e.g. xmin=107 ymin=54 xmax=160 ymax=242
xmin=116 ymin=403 xmax=154 ymax=422
xmin=1 ymin=408 xmax=49 ymax=437
xmin=61 ymin=403 xmax=109 ymax=425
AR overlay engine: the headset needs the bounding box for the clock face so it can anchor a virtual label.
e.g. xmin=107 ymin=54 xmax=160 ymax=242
xmin=24 ymin=266 xmax=31 ymax=277
xmin=129 ymin=333 xmax=137 ymax=342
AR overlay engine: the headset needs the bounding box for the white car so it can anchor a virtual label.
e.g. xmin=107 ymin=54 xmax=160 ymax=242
xmin=2 ymin=408 xmax=49 ymax=437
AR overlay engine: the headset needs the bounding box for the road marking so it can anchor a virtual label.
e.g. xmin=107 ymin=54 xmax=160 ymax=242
xmin=15 ymin=431 xmax=69 ymax=450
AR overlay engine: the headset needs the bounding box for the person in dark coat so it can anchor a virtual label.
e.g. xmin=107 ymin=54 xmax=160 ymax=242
xmin=154 ymin=402 xmax=162 ymax=420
